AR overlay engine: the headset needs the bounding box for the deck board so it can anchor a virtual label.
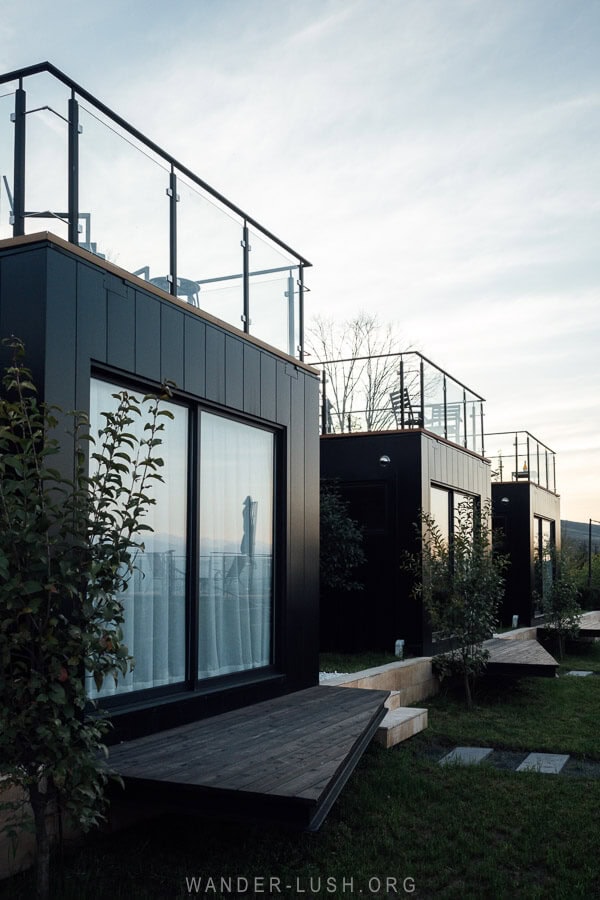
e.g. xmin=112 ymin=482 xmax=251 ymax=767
xmin=107 ymin=685 xmax=389 ymax=830
xmin=578 ymin=624 xmax=600 ymax=638
xmin=485 ymin=638 xmax=558 ymax=677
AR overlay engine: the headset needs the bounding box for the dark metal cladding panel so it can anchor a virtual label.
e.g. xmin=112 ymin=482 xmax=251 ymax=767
xmin=183 ymin=314 xmax=206 ymax=397
xmin=276 ymin=360 xmax=292 ymax=425
xmin=107 ymin=288 xmax=135 ymax=372
xmin=320 ymin=431 xmax=426 ymax=654
xmin=285 ymin=372 xmax=308 ymax=688
xmin=135 ymin=290 xmax=161 ymax=382
xmin=243 ymin=344 xmax=261 ymax=417
xmin=45 ymin=248 xmax=78 ymax=413
xmin=0 ymin=246 xmax=47 ymax=389
xmin=492 ymin=481 xmax=561 ymax=628
xmin=205 ymin=325 xmax=225 ymax=404
xmin=43 ymin=248 xmax=79 ymax=485
xmin=259 ymin=354 xmax=277 ymax=421
xmin=103 ymin=271 xmax=129 ymax=298
xmin=75 ymin=261 xmax=107 ymax=409
xmin=161 ymin=302 xmax=184 ymax=388
xmin=492 ymin=482 xmax=533 ymax=626
xmin=225 ymin=334 xmax=244 ymax=410
xmin=301 ymin=373 xmax=321 ymax=686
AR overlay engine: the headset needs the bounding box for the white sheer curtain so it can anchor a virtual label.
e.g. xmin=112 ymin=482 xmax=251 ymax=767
xmin=198 ymin=412 xmax=274 ymax=679
xmin=87 ymin=379 xmax=188 ymax=698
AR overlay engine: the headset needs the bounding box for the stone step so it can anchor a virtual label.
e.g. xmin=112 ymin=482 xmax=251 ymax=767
xmin=375 ymin=707 xmax=428 ymax=749
xmin=384 ymin=690 xmax=403 ymax=710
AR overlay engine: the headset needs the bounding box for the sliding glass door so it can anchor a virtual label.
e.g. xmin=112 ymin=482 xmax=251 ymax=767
xmin=88 ymin=380 xmax=277 ymax=702
xmin=198 ymin=412 xmax=275 ymax=679
xmin=89 ymin=378 xmax=188 ymax=697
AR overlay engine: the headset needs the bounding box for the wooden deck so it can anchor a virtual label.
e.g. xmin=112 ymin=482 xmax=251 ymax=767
xmin=107 ymin=685 xmax=389 ymax=831
xmin=484 ymin=638 xmax=558 ymax=677
xmin=578 ymin=624 xmax=600 ymax=638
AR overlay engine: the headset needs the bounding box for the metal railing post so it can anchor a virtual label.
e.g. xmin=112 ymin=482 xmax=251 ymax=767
xmin=68 ymin=92 xmax=80 ymax=245
xmin=419 ymin=358 xmax=425 ymax=428
xmin=480 ymin=403 xmax=485 ymax=458
xmin=242 ymin=221 xmax=250 ymax=335
xmin=298 ymin=264 xmax=305 ymax=362
xmin=400 ymin=357 xmax=405 ymax=428
xmin=286 ymin=270 xmax=295 ymax=358
xmin=12 ymin=85 xmax=26 ymax=237
xmin=442 ymin=374 xmax=448 ymax=439
xmin=168 ymin=167 xmax=178 ymax=297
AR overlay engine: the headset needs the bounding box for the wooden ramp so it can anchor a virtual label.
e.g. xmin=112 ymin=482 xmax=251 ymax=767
xmin=107 ymin=685 xmax=389 ymax=832
xmin=484 ymin=638 xmax=558 ymax=677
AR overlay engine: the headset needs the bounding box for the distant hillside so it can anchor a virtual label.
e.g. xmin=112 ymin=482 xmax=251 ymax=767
xmin=562 ymin=519 xmax=600 ymax=550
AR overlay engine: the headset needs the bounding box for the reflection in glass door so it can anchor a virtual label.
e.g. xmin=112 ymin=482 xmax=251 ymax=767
xmin=198 ymin=412 xmax=274 ymax=679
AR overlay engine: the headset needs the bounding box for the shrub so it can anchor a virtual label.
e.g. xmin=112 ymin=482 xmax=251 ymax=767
xmin=319 ymin=481 xmax=365 ymax=592
xmin=537 ymin=547 xmax=581 ymax=659
xmin=405 ymin=499 xmax=507 ymax=707
xmin=0 ymin=337 xmax=172 ymax=898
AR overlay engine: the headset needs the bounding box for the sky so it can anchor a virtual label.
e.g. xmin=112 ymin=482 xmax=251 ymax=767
xmin=1 ymin=0 xmax=599 ymax=523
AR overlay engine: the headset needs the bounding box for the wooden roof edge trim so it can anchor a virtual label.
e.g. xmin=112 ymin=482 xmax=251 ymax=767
xmin=0 ymin=232 xmax=319 ymax=378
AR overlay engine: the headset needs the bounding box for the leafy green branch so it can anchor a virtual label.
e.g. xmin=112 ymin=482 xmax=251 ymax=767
xmin=0 ymin=336 xmax=173 ymax=899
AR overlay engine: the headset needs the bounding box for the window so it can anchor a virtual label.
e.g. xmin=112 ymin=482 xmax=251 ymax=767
xmin=430 ymin=486 xmax=450 ymax=546
xmin=89 ymin=378 xmax=188 ymax=697
xmin=87 ymin=379 xmax=277 ymax=702
xmin=430 ymin=485 xmax=478 ymax=553
xmin=198 ymin=413 xmax=274 ymax=679
xmin=534 ymin=516 xmax=555 ymax=616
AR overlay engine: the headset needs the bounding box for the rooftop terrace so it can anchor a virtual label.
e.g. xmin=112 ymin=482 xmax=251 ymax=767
xmin=318 ymin=350 xmax=486 ymax=456
xmin=486 ymin=431 xmax=557 ymax=493
xmin=0 ymin=62 xmax=310 ymax=360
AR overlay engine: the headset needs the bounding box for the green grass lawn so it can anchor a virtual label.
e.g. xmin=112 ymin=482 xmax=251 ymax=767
xmin=320 ymin=651 xmax=399 ymax=673
xmin=5 ymin=642 xmax=600 ymax=900
xmin=423 ymin=669 xmax=600 ymax=759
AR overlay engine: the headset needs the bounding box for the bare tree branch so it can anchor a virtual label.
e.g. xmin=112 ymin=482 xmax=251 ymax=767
xmin=305 ymin=312 xmax=411 ymax=432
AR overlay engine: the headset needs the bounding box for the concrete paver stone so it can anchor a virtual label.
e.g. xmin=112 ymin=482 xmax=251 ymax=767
xmin=516 ymin=753 xmax=570 ymax=774
xmin=439 ymin=747 xmax=493 ymax=766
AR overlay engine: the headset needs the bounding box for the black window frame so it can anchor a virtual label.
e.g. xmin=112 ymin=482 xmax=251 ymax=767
xmin=88 ymin=368 xmax=283 ymax=711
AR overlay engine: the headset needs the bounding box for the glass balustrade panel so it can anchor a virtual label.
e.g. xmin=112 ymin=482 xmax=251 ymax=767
xmin=78 ymin=105 xmax=169 ymax=277
xmin=0 ymin=90 xmax=14 ymax=240
xmin=422 ymin=359 xmax=444 ymax=437
xmin=445 ymin=376 xmax=465 ymax=446
xmin=464 ymin=396 xmax=482 ymax=454
xmin=513 ymin=433 xmax=532 ymax=481
xmin=23 ymin=73 xmax=70 ymax=240
xmin=248 ymin=228 xmax=299 ymax=356
xmin=176 ymin=175 xmax=244 ymax=328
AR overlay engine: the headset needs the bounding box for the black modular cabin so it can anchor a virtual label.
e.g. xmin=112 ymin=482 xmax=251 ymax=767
xmin=488 ymin=432 xmax=561 ymax=628
xmin=319 ymin=352 xmax=491 ymax=657
xmin=0 ymin=63 xmax=320 ymax=744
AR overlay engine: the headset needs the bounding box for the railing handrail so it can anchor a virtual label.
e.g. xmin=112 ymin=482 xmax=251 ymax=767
xmin=314 ymin=350 xmax=485 ymax=401
xmin=485 ymin=430 xmax=556 ymax=455
xmin=0 ymin=61 xmax=311 ymax=268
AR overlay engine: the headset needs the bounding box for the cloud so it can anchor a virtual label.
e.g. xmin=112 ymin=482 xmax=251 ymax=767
xmin=1 ymin=0 xmax=599 ymax=520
